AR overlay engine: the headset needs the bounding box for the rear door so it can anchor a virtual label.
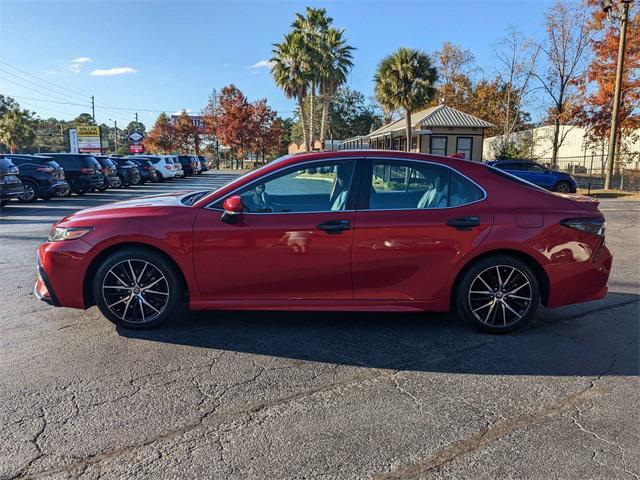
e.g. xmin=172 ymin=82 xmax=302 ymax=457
xmin=351 ymin=157 xmax=493 ymax=303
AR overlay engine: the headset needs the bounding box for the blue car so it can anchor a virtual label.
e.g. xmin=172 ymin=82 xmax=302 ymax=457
xmin=488 ymin=160 xmax=577 ymax=193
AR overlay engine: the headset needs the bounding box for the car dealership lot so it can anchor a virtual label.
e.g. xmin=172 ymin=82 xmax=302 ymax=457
xmin=0 ymin=173 xmax=638 ymax=479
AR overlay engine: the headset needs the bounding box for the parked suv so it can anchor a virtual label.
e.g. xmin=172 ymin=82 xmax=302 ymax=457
xmin=164 ymin=155 xmax=184 ymax=178
xmin=0 ymin=157 xmax=23 ymax=207
xmin=128 ymin=155 xmax=176 ymax=181
xmin=94 ymin=156 xmax=120 ymax=189
xmin=127 ymin=158 xmax=158 ymax=183
xmin=44 ymin=153 xmax=105 ymax=195
xmin=1 ymin=154 xmax=69 ymax=202
xmin=488 ymin=160 xmax=577 ymax=193
xmin=197 ymin=155 xmax=209 ymax=172
xmin=110 ymin=158 xmax=141 ymax=186
xmin=177 ymin=155 xmax=198 ymax=176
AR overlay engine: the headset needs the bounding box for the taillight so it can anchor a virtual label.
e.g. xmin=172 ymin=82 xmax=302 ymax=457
xmin=560 ymin=218 xmax=606 ymax=237
xmin=37 ymin=166 xmax=54 ymax=173
xmin=80 ymin=167 xmax=95 ymax=174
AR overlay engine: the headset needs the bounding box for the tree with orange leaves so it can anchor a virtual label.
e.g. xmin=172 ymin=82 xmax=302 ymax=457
xmin=577 ymin=0 xmax=639 ymax=147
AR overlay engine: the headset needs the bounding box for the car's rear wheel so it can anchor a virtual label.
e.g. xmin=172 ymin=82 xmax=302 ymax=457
xmin=18 ymin=180 xmax=39 ymax=203
xmin=0 ymin=200 xmax=9 ymax=207
xmin=93 ymin=248 xmax=184 ymax=329
xmin=455 ymin=255 xmax=539 ymax=334
xmin=554 ymin=181 xmax=572 ymax=193
xmin=112 ymin=176 xmax=122 ymax=188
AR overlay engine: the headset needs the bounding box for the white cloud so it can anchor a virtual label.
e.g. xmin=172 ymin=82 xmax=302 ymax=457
xmin=66 ymin=57 xmax=92 ymax=75
xmin=172 ymin=109 xmax=192 ymax=116
xmin=250 ymin=59 xmax=274 ymax=69
xmin=90 ymin=66 xmax=137 ymax=77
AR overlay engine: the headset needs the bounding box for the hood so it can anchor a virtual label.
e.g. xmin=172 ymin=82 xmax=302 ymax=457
xmin=58 ymin=192 xmax=192 ymax=224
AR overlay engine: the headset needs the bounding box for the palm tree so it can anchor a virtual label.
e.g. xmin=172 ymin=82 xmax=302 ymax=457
xmin=318 ymin=27 xmax=354 ymax=144
xmin=271 ymin=32 xmax=311 ymax=151
xmin=374 ymin=48 xmax=438 ymax=151
xmin=291 ymin=7 xmax=332 ymax=149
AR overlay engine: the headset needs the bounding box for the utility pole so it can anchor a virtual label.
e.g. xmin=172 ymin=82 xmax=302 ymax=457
xmin=135 ymin=112 xmax=139 ymax=127
xmin=110 ymin=119 xmax=118 ymax=154
xmin=603 ymin=0 xmax=632 ymax=190
xmin=91 ymin=95 xmax=96 ymax=123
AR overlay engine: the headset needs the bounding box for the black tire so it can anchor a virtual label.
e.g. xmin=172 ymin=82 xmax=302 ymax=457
xmin=115 ymin=175 xmax=125 ymax=188
xmin=455 ymin=255 xmax=540 ymax=334
xmin=0 ymin=199 xmax=9 ymax=208
xmin=74 ymin=189 xmax=86 ymax=196
xmin=18 ymin=180 xmax=39 ymax=203
xmin=157 ymin=172 xmax=164 ymax=182
xmin=92 ymin=247 xmax=185 ymax=329
xmin=97 ymin=183 xmax=109 ymax=191
xmin=554 ymin=181 xmax=572 ymax=193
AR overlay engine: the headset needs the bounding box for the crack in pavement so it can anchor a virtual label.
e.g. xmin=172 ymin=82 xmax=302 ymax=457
xmin=374 ymin=381 xmax=608 ymax=480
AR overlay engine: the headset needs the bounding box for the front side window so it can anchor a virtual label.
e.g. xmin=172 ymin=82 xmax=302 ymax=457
xmin=430 ymin=136 xmax=447 ymax=156
xmin=368 ymin=160 xmax=484 ymax=210
xmin=232 ymin=160 xmax=356 ymax=213
xmin=456 ymin=137 xmax=473 ymax=160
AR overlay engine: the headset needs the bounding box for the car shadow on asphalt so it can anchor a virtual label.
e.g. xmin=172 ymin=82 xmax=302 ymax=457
xmin=118 ymin=292 xmax=639 ymax=377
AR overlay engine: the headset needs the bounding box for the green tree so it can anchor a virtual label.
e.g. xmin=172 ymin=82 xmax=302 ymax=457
xmin=374 ymin=48 xmax=438 ymax=151
xmin=318 ymin=27 xmax=355 ymax=144
xmin=0 ymin=95 xmax=19 ymax=118
xmin=0 ymin=108 xmax=36 ymax=153
xmin=272 ymin=31 xmax=311 ymax=150
xmin=71 ymin=113 xmax=96 ymax=126
xmin=291 ymin=7 xmax=332 ymax=148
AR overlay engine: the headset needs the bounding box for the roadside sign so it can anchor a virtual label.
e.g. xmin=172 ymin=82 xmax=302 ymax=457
xmin=128 ymin=131 xmax=144 ymax=143
xmin=76 ymin=125 xmax=101 ymax=153
xmin=69 ymin=128 xmax=79 ymax=153
xmin=129 ymin=144 xmax=144 ymax=153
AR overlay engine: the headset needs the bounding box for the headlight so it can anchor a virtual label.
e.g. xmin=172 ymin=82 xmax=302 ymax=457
xmin=48 ymin=226 xmax=93 ymax=242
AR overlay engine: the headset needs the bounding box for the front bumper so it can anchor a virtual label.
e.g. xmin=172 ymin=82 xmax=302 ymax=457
xmin=1 ymin=182 xmax=24 ymax=199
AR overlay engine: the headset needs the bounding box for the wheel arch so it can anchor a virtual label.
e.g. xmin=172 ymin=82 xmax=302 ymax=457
xmin=450 ymin=248 xmax=550 ymax=309
xmin=83 ymin=242 xmax=189 ymax=308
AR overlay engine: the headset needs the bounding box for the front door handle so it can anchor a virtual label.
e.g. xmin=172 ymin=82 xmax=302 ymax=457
xmin=446 ymin=216 xmax=480 ymax=230
xmin=316 ymin=220 xmax=351 ymax=234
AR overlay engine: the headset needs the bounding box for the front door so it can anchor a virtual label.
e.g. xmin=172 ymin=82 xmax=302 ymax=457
xmin=192 ymin=159 xmax=358 ymax=302
xmin=351 ymin=158 xmax=493 ymax=302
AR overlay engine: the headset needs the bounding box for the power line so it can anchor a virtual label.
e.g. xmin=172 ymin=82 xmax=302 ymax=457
xmin=0 ymin=68 xmax=88 ymax=103
xmin=0 ymin=61 xmax=91 ymax=101
xmin=0 ymin=75 xmax=88 ymax=104
xmin=8 ymin=95 xmax=91 ymax=108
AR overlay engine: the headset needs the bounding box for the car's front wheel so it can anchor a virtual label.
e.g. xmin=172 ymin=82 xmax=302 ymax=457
xmin=92 ymin=248 xmax=184 ymax=329
xmin=455 ymin=255 xmax=540 ymax=334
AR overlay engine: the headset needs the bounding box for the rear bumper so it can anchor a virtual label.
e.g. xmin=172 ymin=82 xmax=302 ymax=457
xmin=42 ymin=181 xmax=70 ymax=197
xmin=545 ymin=243 xmax=612 ymax=308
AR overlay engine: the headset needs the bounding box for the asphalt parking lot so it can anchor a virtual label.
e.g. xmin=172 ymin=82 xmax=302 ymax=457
xmin=1 ymin=172 xmax=638 ymax=480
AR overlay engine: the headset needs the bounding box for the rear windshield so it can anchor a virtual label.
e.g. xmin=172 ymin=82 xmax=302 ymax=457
xmin=84 ymin=156 xmax=101 ymax=169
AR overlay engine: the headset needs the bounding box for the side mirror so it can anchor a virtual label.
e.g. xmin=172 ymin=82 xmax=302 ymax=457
xmin=221 ymin=195 xmax=244 ymax=224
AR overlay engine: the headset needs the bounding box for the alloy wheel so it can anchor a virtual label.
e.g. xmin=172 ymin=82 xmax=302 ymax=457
xmin=556 ymin=182 xmax=571 ymax=193
xmin=19 ymin=184 xmax=37 ymax=202
xmin=467 ymin=265 xmax=532 ymax=328
xmin=101 ymin=259 xmax=170 ymax=324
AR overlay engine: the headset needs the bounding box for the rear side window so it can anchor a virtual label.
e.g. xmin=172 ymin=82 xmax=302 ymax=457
xmin=84 ymin=157 xmax=101 ymax=169
xmin=368 ymin=160 xmax=484 ymax=210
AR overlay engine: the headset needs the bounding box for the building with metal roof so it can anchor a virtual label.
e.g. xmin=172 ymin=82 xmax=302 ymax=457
xmin=339 ymin=104 xmax=494 ymax=161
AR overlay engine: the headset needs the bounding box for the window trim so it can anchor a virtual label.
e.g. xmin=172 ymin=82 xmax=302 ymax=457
xmin=455 ymin=136 xmax=473 ymax=160
xmin=357 ymin=156 xmax=488 ymax=211
xmin=430 ymin=136 xmax=448 ymax=156
xmin=204 ymin=158 xmax=362 ymax=215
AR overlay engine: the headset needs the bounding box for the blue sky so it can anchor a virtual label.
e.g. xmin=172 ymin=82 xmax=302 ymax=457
xmin=1 ymin=0 xmax=554 ymax=127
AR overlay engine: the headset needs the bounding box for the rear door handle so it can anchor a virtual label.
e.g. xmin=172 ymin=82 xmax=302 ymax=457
xmin=446 ymin=216 xmax=480 ymax=230
xmin=316 ymin=220 xmax=351 ymax=234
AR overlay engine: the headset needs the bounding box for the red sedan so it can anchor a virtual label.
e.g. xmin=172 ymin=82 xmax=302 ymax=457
xmin=35 ymin=151 xmax=612 ymax=333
